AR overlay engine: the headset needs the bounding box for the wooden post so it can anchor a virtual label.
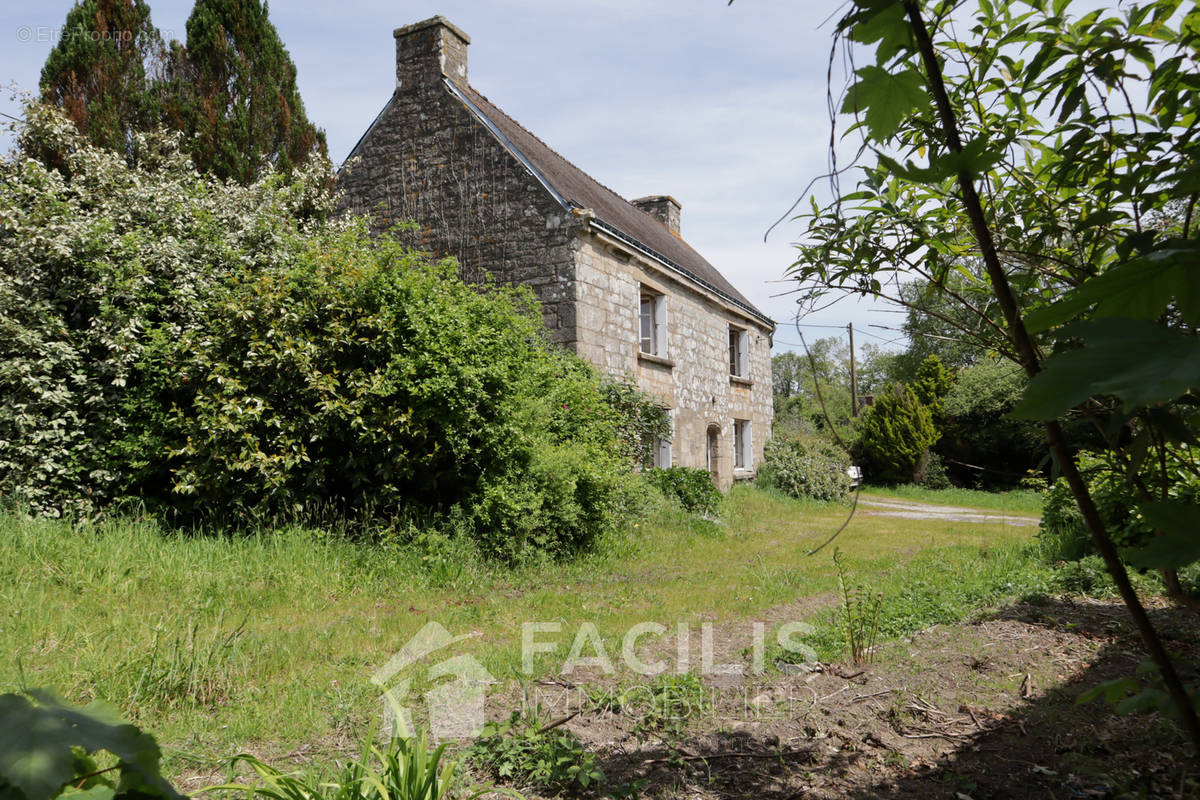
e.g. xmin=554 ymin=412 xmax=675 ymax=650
xmin=849 ymin=322 xmax=858 ymax=417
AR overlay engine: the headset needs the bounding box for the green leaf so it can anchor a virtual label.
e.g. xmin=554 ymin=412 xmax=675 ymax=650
xmin=1114 ymin=687 xmax=1168 ymax=715
xmin=1078 ymin=676 xmax=1138 ymax=706
xmin=848 ymin=2 xmax=913 ymax=65
xmin=0 ymin=693 xmax=77 ymax=800
xmin=877 ymin=139 xmax=1005 ymax=183
xmin=1012 ymin=318 xmax=1200 ymax=419
xmin=841 ymin=66 xmax=927 ymax=141
xmin=0 ymin=691 xmax=182 ymax=800
xmin=1025 ymin=241 xmax=1200 ymax=332
xmin=61 ymin=787 xmax=116 ymax=800
xmin=1125 ymin=500 xmax=1200 ymax=570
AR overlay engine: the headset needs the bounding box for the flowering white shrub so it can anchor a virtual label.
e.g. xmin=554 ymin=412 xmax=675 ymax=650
xmin=0 ymin=102 xmax=637 ymax=558
xmin=3 ymin=101 xmax=337 ymax=516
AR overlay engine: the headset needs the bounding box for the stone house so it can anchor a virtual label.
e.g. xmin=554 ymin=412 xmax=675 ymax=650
xmin=339 ymin=16 xmax=774 ymax=488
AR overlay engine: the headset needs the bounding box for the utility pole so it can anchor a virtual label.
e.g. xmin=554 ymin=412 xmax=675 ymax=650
xmin=848 ymin=322 xmax=858 ymax=416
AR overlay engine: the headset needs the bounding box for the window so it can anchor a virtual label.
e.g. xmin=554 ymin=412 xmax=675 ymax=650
xmin=729 ymin=325 xmax=748 ymax=377
xmin=653 ymin=414 xmax=673 ymax=468
xmin=639 ymin=288 xmax=667 ymax=357
xmin=733 ymin=419 xmax=752 ymax=470
xmin=653 ymin=435 xmax=672 ymax=469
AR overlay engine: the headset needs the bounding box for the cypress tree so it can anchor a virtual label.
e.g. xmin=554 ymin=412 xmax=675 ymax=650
xmin=854 ymin=382 xmax=939 ymax=484
xmin=39 ymin=0 xmax=163 ymax=160
xmin=179 ymin=0 xmax=327 ymax=183
xmin=909 ymin=354 xmax=953 ymax=424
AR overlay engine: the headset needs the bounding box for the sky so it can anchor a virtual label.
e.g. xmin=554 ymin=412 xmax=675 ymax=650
xmin=0 ymin=0 xmax=905 ymax=358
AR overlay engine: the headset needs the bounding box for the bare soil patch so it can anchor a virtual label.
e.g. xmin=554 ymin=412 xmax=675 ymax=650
xmin=492 ymin=597 xmax=1199 ymax=799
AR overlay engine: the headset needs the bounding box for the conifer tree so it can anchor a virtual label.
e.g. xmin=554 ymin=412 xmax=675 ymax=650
xmin=854 ymin=382 xmax=939 ymax=484
xmin=909 ymin=354 xmax=952 ymax=425
xmin=39 ymin=0 xmax=163 ymax=159
xmin=179 ymin=0 xmax=326 ymax=183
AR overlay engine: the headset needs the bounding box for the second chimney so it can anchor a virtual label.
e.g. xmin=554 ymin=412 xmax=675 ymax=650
xmin=394 ymin=16 xmax=470 ymax=91
xmin=632 ymin=195 xmax=681 ymax=237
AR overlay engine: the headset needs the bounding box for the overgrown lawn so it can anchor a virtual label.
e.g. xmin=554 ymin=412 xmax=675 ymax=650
xmin=1 ymin=485 xmax=1041 ymax=775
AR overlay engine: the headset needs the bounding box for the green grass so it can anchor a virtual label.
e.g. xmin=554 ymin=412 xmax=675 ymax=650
xmin=795 ymin=541 xmax=1054 ymax=662
xmin=861 ymin=483 xmax=1045 ymax=515
xmin=0 ymin=485 xmax=1041 ymax=777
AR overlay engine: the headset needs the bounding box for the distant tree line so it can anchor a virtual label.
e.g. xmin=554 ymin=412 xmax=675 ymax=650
xmin=770 ymin=270 xmax=1096 ymax=490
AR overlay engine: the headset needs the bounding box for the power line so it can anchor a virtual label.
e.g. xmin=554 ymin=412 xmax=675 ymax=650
xmin=771 ymin=320 xmax=849 ymax=329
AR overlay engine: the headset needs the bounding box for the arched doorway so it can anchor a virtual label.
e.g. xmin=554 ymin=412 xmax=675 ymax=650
xmin=706 ymin=424 xmax=721 ymax=486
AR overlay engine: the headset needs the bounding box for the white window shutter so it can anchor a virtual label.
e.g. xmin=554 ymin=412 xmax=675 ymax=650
xmin=745 ymin=421 xmax=753 ymax=469
xmin=656 ymin=296 xmax=668 ymax=359
xmin=657 ymin=436 xmax=672 ymax=468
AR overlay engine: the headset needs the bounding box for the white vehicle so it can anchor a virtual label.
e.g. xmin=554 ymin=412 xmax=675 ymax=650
xmin=847 ymin=465 xmax=863 ymax=488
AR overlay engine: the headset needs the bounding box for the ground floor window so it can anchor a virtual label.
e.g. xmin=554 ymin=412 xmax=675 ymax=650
xmin=733 ymin=419 xmax=751 ymax=470
xmin=654 ymin=435 xmax=672 ymax=469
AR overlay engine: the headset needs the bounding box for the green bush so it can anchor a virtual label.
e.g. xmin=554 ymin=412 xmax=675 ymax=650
xmin=853 ymin=382 xmax=938 ymax=485
xmin=918 ymin=451 xmax=952 ymax=490
xmin=645 ymin=466 xmax=722 ymax=516
xmin=758 ymin=433 xmax=852 ymax=501
xmin=938 ymin=358 xmax=1046 ymax=488
xmin=0 ymin=102 xmax=638 ymax=560
xmin=1039 ymin=448 xmax=1200 ymax=565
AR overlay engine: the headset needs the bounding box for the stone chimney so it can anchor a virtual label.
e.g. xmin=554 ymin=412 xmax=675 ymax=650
xmin=632 ymin=195 xmax=681 ymax=237
xmin=393 ymin=16 xmax=470 ymax=91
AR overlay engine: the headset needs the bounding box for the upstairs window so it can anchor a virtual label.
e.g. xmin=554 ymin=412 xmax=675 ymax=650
xmin=729 ymin=325 xmax=748 ymax=377
xmin=639 ymin=288 xmax=667 ymax=357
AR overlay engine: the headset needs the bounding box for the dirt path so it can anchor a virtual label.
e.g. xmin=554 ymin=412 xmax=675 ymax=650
xmin=858 ymin=495 xmax=1041 ymax=527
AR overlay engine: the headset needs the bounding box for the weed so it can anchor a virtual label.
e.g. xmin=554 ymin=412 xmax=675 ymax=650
xmin=468 ymin=708 xmax=602 ymax=793
xmin=627 ymin=673 xmax=710 ymax=739
xmin=833 ymin=548 xmax=882 ymax=665
xmin=210 ymin=726 xmax=478 ymax=800
xmin=586 ymin=685 xmax=625 ymax=714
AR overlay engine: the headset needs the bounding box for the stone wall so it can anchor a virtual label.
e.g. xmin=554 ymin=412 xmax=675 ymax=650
xmin=573 ymin=231 xmax=773 ymax=489
xmin=337 ymin=83 xmax=582 ymax=345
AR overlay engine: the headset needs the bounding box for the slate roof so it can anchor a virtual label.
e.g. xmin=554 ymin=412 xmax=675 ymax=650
xmin=447 ymin=81 xmax=772 ymax=327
